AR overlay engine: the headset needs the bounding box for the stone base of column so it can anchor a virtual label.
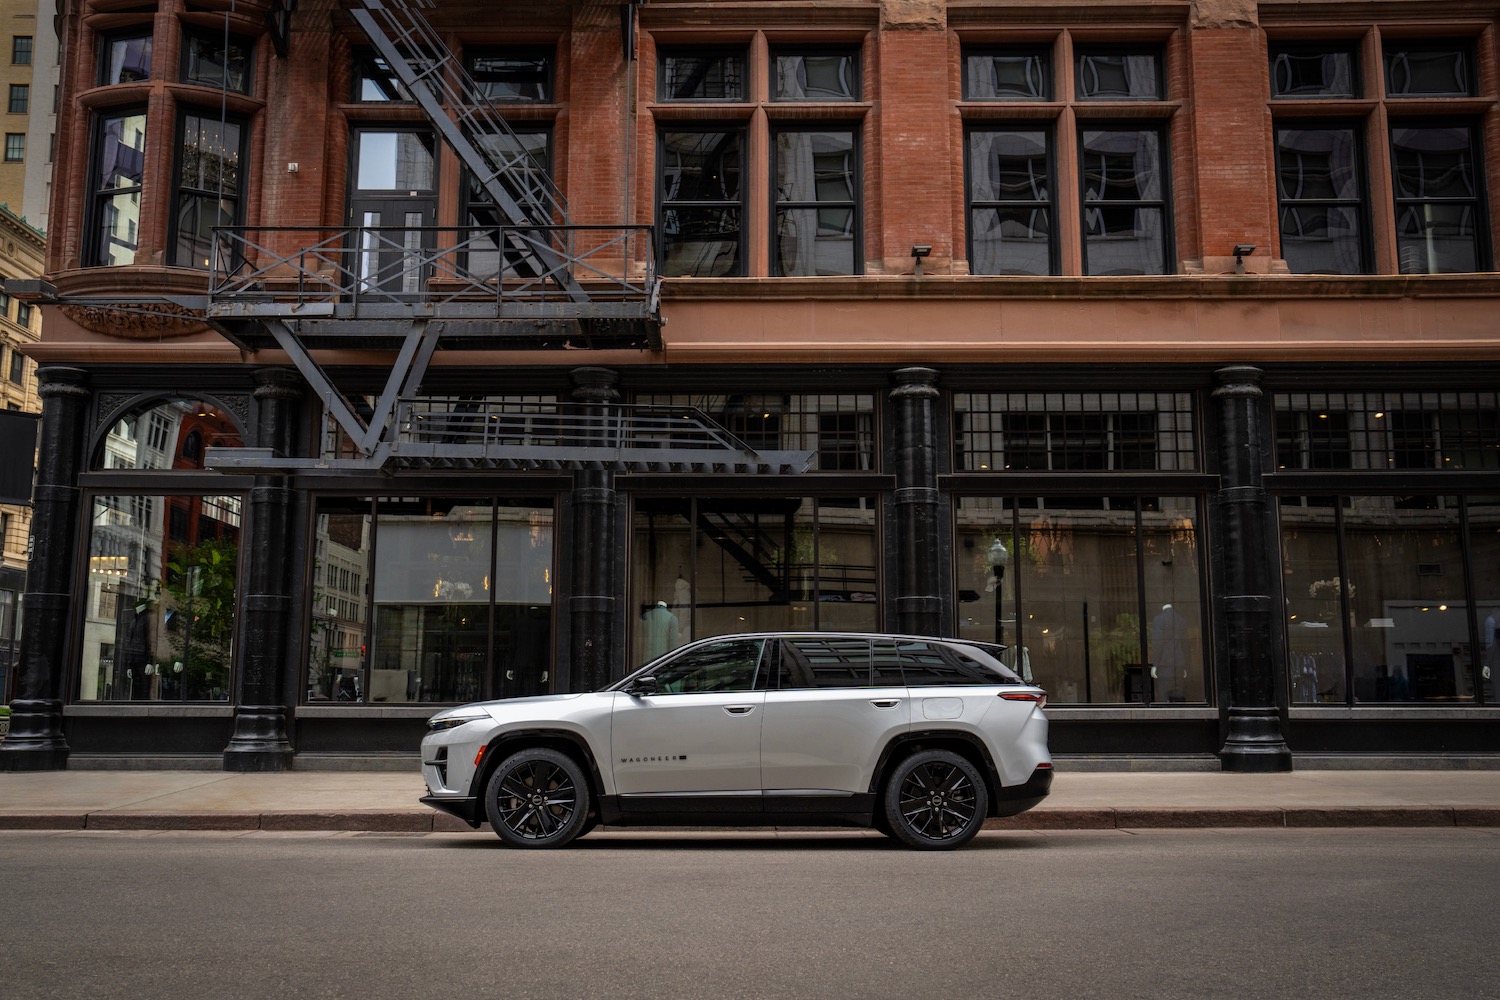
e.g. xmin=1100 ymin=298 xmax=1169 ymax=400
xmin=222 ymin=705 xmax=294 ymax=772
xmin=0 ymin=699 xmax=70 ymax=771
xmin=1219 ymin=706 xmax=1293 ymax=772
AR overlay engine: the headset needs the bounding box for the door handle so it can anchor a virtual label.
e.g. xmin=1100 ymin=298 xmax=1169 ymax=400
xmin=870 ymin=699 xmax=901 ymax=709
xmin=723 ymin=705 xmax=755 ymax=715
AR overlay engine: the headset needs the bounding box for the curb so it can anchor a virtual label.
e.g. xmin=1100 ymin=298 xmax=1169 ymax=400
xmin=0 ymin=807 xmax=1496 ymax=833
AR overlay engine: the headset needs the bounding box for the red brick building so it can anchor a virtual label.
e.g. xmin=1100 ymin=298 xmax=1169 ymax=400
xmin=4 ymin=0 xmax=1499 ymax=770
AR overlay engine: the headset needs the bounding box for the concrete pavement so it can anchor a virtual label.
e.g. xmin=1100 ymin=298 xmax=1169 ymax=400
xmin=0 ymin=765 xmax=1497 ymax=833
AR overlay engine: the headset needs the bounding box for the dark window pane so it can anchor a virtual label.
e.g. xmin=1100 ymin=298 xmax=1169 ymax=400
xmin=661 ymin=51 xmax=745 ymax=101
xmin=1270 ymin=45 xmax=1358 ymax=98
xmin=468 ymin=49 xmax=551 ymax=102
xmin=1391 ymin=126 xmax=1485 ymax=274
xmin=1081 ymin=130 xmax=1167 ymax=275
xmin=7 ymin=84 xmax=27 ymax=114
xmin=1384 ymin=43 xmax=1474 ymax=97
xmin=183 ymin=30 xmax=252 ymax=93
xmin=101 ymin=33 xmax=152 ymax=85
xmin=970 ymin=207 xmax=1052 ymax=276
xmin=779 ymin=636 xmax=871 ymax=688
xmin=651 ymin=638 xmax=765 ymax=692
xmin=1075 ymin=51 xmax=1161 ymax=101
xmin=91 ymin=111 xmax=147 ymax=267
xmin=661 ymin=130 xmax=742 ymax=201
xmin=1276 ymin=127 xmax=1367 ymax=275
xmin=660 ymin=129 xmax=745 ymax=277
xmin=968 ymin=129 xmax=1053 ymax=275
xmin=969 ymin=130 xmax=1049 ymax=202
xmin=772 ymin=52 xmax=858 ymax=102
xmin=661 ymin=208 xmax=741 ymax=276
xmin=964 ymin=50 xmax=1051 ymax=101
xmin=12 ymin=36 xmax=32 ymax=66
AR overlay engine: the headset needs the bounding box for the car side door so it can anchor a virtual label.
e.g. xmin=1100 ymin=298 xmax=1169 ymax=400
xmin=760 ymin=636 xmax=911 ymax=797
xmin=610 ymin=637 xmax=768 ymax=798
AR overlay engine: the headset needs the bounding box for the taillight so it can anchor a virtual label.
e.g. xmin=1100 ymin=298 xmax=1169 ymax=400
xmin=1000 ymin=691 xmax=1047 ymax=708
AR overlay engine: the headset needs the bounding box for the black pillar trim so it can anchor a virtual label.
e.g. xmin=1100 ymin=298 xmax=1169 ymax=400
xmin=889 ymin=367 xmax=945 ymax=637
xmin=223 ymin=369 xmax=302 ymax=771
xmin=2 ymin=367 xmax=90 ymax=771
xmin=1211 ymin=365 xmax=1293 ymax=772
xmin=567 ymin=368 xmax=620 ymax=692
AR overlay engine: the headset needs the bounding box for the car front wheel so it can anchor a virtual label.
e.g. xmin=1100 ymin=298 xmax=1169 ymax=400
xmin=484 ymin=747 xmax=591 ymax=848
xmin=883 ymin=749 xmax=988 ymax=850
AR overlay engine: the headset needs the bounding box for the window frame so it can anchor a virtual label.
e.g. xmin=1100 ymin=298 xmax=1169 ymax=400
xmin=460 ymin=124 xmax=554 ymax=278
xmin=11 ymin=35 xmax=31 ymax=67
xmin=769 ymin=123 xmax=862 ymax=276
xmin=1382 ymin=39 xmax=1476 ymax=99
xmin=180 ymin=26 xmax=254 ymax=94
xmin=656 ymin=124 xmax=749 ymax=277
xmin=769 ymin=47 xmax=861 ymax=103
xmin=1274 ymin=121 xmax=1373 ymax=275
xmin=98 ymin=29 xmax=153 ymax=87
xmin=85 ymin=106 xmax=148 ymax=267
xmin=1073 ymin=46 xmax=1164 ymax=102
xmin=464 ymin=46 xmax=554 ymax=103
xmin=657 ymin=47 xmax=749 ymax=103
xmin=3 ymin=132 xmax=23 ymax=163
xmin=169 ymin=108 xmax=249 ymax=270
xmin=964 ymin=124 xmax=1058 ymax=276
xmin=1077 ymin=123 xmax=1174 ymax=276
xmin=1268 ymin=41 xmax=1362 ymax=100
xmin=961 ymin=46 xmax=1054 ymax=102
xmin=7 ymin=83 xmax=28 ymax=115
xmin=1388 ymin=119 xmax=1490 ymax=274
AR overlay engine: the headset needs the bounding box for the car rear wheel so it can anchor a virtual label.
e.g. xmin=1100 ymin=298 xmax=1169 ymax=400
xmin=484 ymin=747 xmax=591 ymax=848
xmin=883 ymin=749 xmax=988 ymax=850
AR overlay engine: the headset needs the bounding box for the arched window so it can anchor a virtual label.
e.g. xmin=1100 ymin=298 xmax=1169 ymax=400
xmin=94 ymin=397 xmax=243 ymax=472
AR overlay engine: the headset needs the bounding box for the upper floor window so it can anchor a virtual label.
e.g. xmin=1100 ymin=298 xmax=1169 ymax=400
xmin=658 ymin=127 xmax=744 ymax=276
xmin=100 ymin=31 xmax=152 ymax=86
xmin=182 ymin=29 xmax=253 ymax=94
xmin=967 ymin=128 xmax=1053 ymax=276
xmin=8 ymin=347 xmax=25 ymax=383
xmin=772 ymin=127 xmax=860 ymax=275
xmin=1075 ymin=48 xmax=1162 ymax=101
xmin=87 ymin=109 xmax=146 ymax=266
xmin=1081 ymin=128 xmax=1169 ymax=275
xmin=467 ymin=48 xmax=552 ymax=102
xmin=463 ymin=129 xmax=552 ymax=278
xmin=3 ymin=132 xmax=23 ymax=162
xmin=1384 ymin=41 xmax=1474 ymax=98
xmin=659 ymin=49 xmax=746 ymax=101
xmin=955 ymin=392 xmax=1198 ymax=473
xmin=12 ymin=36 xmax=31 ymax=66
xmin=8 ymin=84 xmax=28 ymax=114
xmin=1270 ymin=43 xmax=1359 ymax=99
xmin=172 ymin=112 xmax=245 ymax=269
xmin=1392 ymin=124 xmax=1485 ymax=274
xmin=15 ymin=301 xmax=31 ymax=329
xmin=1275 ymin=125 xmax=1369 ymax=274
xmin=353 ymin=48 xmax=432 ymax=102
xmin=771 ymin=50 xmax=859 ymax=102
xmin=963 ymin=48 xmax=1052 ymax=101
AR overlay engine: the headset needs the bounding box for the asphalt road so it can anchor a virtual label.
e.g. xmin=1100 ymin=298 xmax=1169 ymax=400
xmin=2 ymin=828 xmax=1497 ymax=1000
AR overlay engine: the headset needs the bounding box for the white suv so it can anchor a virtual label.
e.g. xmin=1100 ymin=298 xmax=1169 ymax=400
xmin=419 ymin=632 xmax=1052 ymax=850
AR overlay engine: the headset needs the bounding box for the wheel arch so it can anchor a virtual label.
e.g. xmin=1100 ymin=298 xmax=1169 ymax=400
xmin=869 ymin=730 xmax=1004 ymax=818
xmin=469 ymin=729 xmax=608 ymax=815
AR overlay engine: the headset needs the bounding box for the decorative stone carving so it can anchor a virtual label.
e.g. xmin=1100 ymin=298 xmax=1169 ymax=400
xmin=60 ymin=300 xmax=209 ymax=339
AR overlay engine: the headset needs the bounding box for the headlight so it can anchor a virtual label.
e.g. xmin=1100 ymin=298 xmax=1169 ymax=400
xmin=427 ymin=709 xmax=488 ymax=732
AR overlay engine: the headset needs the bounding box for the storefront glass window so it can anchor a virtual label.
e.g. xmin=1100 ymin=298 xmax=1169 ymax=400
xmin=956 ymin=496 xmax=1206 ymax=704
xmin=94 ymin=398 xmax=243 ymax=471
xmin=81 ymin=493 xmax=242 ymax=701
xmin=1281 ymin=495 xmax=1483 ymax=703
xmin=631 ymin=496 xmax=878 ymax=667
xmin=307 ymin=496 xmax=554 ymax=704
xmin=1469 ymin=497 xmax=1500 ymax=704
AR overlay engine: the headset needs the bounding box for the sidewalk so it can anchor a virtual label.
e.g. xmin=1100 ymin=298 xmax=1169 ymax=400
xmin=1 ymin=767 xmax=1497 ymax=833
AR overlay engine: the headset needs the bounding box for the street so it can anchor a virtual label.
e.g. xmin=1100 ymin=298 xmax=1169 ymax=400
xmin=2 ymin=827 xmax=1497 ymax=1000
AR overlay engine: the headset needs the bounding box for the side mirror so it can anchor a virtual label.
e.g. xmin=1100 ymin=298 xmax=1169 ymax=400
xmin=627 ymin=675 xmax=658 ymax=697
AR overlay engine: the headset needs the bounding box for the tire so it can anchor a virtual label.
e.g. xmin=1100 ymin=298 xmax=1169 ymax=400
xmin=484 ymin=747 xmax=591 ymax=849
xmin=882 ymin=749 xmax=989 ymax=850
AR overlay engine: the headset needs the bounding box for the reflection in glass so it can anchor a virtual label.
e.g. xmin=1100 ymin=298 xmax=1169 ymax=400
xmin=1270 ymin=46 xmax=1358 ymax=98
xmin=102 ymin=33 xmax=152 ymax=86
xmin=968 ymin=129 xmax=1053 ymax=275
xmin=773 ymin=53 xmax=858 ymax=102
xmin=1276 ymin=127 xmax=1366 ymax=274
xmin=1080 ymin=129 xmax=1167 ymax=275
xmin=1075 ymin=51 xmax=1161 ymax=100
xmin=174 ymin=114 xmax=243 ymax=269
xmin=92 ymin=111 xmax=147 ymax=266
xmin=94 ymin=398 xmax=243 ymax=472
xmin=1384 ymin=44 xmax=1473 ymax=97
xmin=182 ymin=30 xmax=252 ymax=93
xmin=631 ymin=496 xmax=878 ymax=668
xmin=1391 ymin=126 xmax=1483 ymax=274
xmin=659 ymin=130 xmax=743 ymax=276
xmin=774 ymin=130 xmax=857 ymax=275
xmin=469 ymin=49 xmax=551 ymax=102
xmin=661 ymin=51 xmax=745 ymax=101
xmin=81 ymin=493 xmax=242 ymax=702
xmin=356 ymin=131 xmax=435 ymax=191
xmin=955 ymin=497 xmax=1205 ymax=704
xmin=465 ymin=131 xmax=551 ymax=278
xmin=963 ymin=51 xmax=1051 ymax=101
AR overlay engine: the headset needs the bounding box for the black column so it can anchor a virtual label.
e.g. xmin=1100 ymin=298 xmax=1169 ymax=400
xmin=566 ymin=367 xmax=619 ymax=692
xmin=223 ymin=369 xmax=301 ymax=771
xmin=889 ymin=367 xmax=945 ymax=637
xmin=1 ymin=367 xmax=89 ymax=771
xmin=1211 ymin=365 xmax=1292 ymax=772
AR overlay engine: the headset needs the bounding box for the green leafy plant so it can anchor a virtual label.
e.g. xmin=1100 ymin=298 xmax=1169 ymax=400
xmin=162 ymin=536 xmax=238 ymax=697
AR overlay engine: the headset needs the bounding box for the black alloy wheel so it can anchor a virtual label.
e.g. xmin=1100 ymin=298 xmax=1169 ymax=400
xmin=484 ymin=747 xmax=592 ymax=848
xmin=883 ymin=749 xmax=989 ymax=850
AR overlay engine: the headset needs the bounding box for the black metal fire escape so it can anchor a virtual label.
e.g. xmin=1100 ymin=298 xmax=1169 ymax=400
xmin=7 ymin=0 xmax=810 ymax=476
